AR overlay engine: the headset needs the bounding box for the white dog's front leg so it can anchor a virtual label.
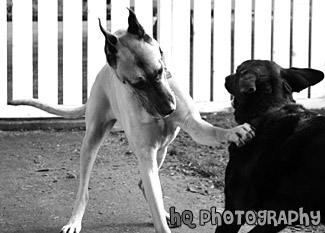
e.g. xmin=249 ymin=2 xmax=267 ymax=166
xmin=137 ymin=150 xmax=171 ymax=233
xmin=61 ymin=120 xmax=115 ymax=233
xmin=138 ymin=147 xmax=171 ymax=222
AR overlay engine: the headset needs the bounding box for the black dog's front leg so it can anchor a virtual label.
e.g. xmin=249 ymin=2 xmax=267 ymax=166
xmin=215 ymin=209 xmax=245 ymax=233
xmin=215 ymin=222 xmax=242 ymax=233
xmin=247 ymin=224 xmax=287 ymax=233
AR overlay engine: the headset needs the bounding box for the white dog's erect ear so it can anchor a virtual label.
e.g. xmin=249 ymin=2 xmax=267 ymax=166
xmin=98 ymin=18 xmax=118 ymax=68
xmin=127 ymin=8 xmax=145 ymax=38
xmin=98 ymin=18 xmax=118 ymax=52
xmin=281 ymin=68 xmax=324 ymax=93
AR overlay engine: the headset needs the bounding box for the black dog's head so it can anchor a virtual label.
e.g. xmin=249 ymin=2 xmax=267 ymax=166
xmin=225 ymin=60 xmax=324 ymax=124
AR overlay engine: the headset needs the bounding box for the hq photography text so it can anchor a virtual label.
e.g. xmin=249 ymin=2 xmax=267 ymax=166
xmin=169 ymin=206 xmax=321 ymax=229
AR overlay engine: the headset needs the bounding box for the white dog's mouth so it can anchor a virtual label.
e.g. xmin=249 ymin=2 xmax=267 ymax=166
xmin=133 ymin=89 xmax=176 ymax=119
xmin=150 ymin=96 xmax=176 ymax=118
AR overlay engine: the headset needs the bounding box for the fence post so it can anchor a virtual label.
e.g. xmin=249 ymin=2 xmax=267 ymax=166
xmin=254 ymin=0 xmax=272 ymax=60
xmin=157 ymin=0 xmax=172 ymax=67
xmin=134 ymin=0 xmax=153 ymax=36
xmin=292 ymin=0 xmax=310 ymax=99
xmin=12 ymin=0 xmax=33 ymax=100
xmin=233 ymin=0 xmax=252 ymax=69
xmin=111 ymin=0 xmax=130 ymax=33
xmin=38 ymin=0 xmax=58 ymax=104
xmin=213 ymin=0 xmax=232 ymax=101
xmin=170 ymin=0 xmax=191 ymax=95
xmin=63 ymin=0 xmax=83 ymax=105
xmin=87 ymin=0 xmax=107 ymax=96
xmin=192 ymin=0 xmax=212 ymax=101
xmin=310 ymin=0 xmax=325 ymax=98
xmin=0 ymin=0 xmax=7 ymax=105
xmin=273 ymin=0 xmax=291 ymax=67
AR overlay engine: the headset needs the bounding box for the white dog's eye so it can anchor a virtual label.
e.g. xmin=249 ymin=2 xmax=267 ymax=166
xmin=132 ymin=79 xmax=147 ymax=90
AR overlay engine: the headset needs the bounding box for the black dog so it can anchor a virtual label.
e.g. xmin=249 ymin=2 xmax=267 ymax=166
xmin=215 ymin=60 xmax=325 ymax=233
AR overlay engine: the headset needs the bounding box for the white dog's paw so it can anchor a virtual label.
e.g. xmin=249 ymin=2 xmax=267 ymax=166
xmin=227 ymin=123 xmax=255 ymax=147
xmin=60 ymin=222 xmax=81 ymax=233
xmin=165 ymin=210 xmax=170 ymax=221
xmin=165 ymin=210 xmax=180 ymax=229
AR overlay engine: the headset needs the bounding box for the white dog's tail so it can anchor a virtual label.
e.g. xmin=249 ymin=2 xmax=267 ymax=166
xmin=9 ymin=99 xmax=86 ymax=118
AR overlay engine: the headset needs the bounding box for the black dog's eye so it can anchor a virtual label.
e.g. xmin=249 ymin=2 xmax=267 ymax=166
xmin=132 ymin=79 xmax=147 ymax=90
xmin=240 ymin=70 xmax=248 ymax=76
xmin=158 ymin=67 xmax=163 ymax=75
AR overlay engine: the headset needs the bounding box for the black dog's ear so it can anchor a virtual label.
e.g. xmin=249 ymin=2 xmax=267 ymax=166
xmin=99 ymin=18 xmax=118 ymax=68
xmin=225 ymin=74 xmax=237 ymax=95
xmin=281 ymin=68 xmax=324 ymax=92
xmin=127 ymin=8 xmax=145 ymax=38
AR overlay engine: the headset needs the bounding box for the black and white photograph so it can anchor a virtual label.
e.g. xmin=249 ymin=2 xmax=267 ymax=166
xmin=1 ymin=0 xmax=325 ymax=232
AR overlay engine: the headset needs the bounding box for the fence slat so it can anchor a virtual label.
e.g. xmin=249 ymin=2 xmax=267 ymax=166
xmin=292 ymin=0 xmax=310 ymax=99
xmin=38 ymin=0 xmax=58 ymax=104
xmin=273 ymin=0 xmax=291 ymax=67
xmin=87 ymin=0 xmax=106 ymax=96
xmin=0 ymin=0 xmax=7 ymax=105
xmin=213 ymin=0 xmax=232 ymax=101
xmin=12 ymin=0 xmax=33 ymax=100
xmin=310 ymin=0 xmax=325 ymax=98
xmin=63 ymin=0 xmax=82 ymax=105
xmin=170 ymin=0 xmax=191 ymax=94
xmin=157 ymin=0 xmax=172 ymax=67
xmin=192 ymin=0 xmax=211 ymax=101
xmin=254 ymin=0 xmax=272 ymax=60
xmin=134 ymin=0 xmax=153 ymax=36
xmin=234 ymin=0 xmax=252 ymax=69
xmin=111 ymin=0 xmax=130 ymax=33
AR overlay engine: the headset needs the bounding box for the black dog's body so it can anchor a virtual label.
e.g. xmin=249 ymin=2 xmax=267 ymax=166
xmin=216 ymin=60 xmax=325 ymax=233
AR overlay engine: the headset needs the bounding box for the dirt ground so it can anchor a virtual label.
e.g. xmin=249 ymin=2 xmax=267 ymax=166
xmin=0 ymin=112 xmax=323 ymax=233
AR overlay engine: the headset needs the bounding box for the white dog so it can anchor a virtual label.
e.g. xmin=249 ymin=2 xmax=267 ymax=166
xmin=10 ymin=10 xmax=254 ymax=233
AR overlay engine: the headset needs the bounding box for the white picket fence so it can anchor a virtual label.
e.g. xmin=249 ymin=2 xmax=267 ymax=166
xmin=1 ymin=0 xmax=325 ymax=118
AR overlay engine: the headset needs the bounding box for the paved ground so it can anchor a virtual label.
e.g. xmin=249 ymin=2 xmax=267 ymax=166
xmin=0 ymin=129 xmax=226 ymax=233
xmin=1 ymin=112 xmax=324 ymax=233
